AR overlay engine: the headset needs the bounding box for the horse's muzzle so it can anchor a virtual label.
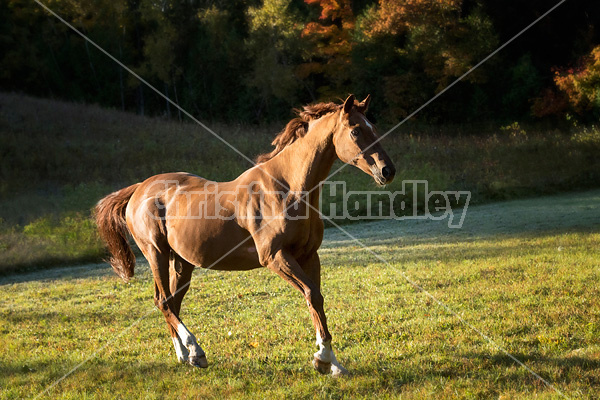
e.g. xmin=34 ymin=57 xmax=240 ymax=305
xmin=374 ymin=165 xmax=395 ymax=185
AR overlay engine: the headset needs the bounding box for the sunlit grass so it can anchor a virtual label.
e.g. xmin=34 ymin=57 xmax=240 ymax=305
xmin=1 ymin=190 xmax=599 ymax=399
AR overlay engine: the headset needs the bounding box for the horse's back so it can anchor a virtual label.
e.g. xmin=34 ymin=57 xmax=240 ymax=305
xmin=126 ymin=172 xmax=261 ymax=271
xmin=138 ymin=172 xmax=210 ymax=193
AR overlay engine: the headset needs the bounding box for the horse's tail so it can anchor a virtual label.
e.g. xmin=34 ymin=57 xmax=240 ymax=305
xmin=95 ymin=183 xmax=140 ymax=282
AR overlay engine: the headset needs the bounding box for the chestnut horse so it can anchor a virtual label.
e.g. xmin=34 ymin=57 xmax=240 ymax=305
xmin=95 ymin=95 xmax=395 ymax=376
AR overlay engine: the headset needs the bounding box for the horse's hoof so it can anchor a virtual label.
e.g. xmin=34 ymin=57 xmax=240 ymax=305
xmin=189 ymin=354 xmax=208 ymax=368
xmin=312 ymin=357 xmax=332 ymax=375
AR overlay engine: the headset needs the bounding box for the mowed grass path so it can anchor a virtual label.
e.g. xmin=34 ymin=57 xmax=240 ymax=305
xmin=1 ymin=191 xmax=599 ymax=399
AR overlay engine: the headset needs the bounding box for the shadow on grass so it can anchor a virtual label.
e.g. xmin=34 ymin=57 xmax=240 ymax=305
xmin=463 ymin=351 xmax=600 ymax=388
xmin=4 ymin=346 xmax=598 ymax=398
xmin=345 ymin=350 xmax=600 ymax=396
xmin=466 ymin=350 xmax=600 ymax=370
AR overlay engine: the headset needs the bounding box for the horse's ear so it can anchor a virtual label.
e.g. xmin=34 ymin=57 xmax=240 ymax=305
xmin=343 ymin=94 xmax=355 ymax=114
xmin=359 ymin=94 xmax=371 ymax=112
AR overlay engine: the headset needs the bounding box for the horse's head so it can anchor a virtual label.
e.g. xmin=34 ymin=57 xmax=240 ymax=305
xmin=333 ymin=94 xmax=396 ymax=186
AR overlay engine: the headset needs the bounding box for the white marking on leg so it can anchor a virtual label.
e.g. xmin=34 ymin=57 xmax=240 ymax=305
xmin=177 ymin=321 xmax=204 ymax=357
xmin=314 ymin=331 xmax=332 ymax=364
xmin=314 ymin=331 xmax=349 ymax=376
xmin=171 ymin=336 xmax=189 ymax=363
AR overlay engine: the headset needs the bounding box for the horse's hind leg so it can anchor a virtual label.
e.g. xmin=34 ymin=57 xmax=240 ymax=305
xmin=168 ymin=252 xmax=207 ymax=368
xmin=153 ymin=282 xmax=188 ymax=363
xmin=139 ymin=242 xmax=206 ymax=367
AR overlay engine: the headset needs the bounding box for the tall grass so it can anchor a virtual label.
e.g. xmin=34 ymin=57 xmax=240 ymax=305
xmin=0 ymin=213 xmax=103 ymax=269
xmin=1 ymin=92 xmax=599 ymax=272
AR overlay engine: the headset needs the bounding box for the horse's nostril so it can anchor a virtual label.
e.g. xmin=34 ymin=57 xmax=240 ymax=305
xmin=381 ymin=166 xmax=392 ymax=179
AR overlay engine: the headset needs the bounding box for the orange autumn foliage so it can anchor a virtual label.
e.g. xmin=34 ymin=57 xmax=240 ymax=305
xmin=299 ymin=0 xmax=355 ymax=98
xmin=533 ymin=46 xmax=600 ymax=117
xmin=365 ymin=0 xmax=462 ymax=37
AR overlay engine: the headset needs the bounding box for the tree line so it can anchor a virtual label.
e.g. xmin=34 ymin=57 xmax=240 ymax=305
xmin=1 ymin=0 xmax=599 ymax=124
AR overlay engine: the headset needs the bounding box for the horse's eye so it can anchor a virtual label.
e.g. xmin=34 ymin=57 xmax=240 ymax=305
xmin=350 ymin=128 xmax=360 ymax=138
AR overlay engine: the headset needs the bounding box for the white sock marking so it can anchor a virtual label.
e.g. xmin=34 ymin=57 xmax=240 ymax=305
xmin=314 ymin=331 xmax=348 ymax=375
xmin=314 ymin=332 xmax=333 ymax=364
xmin=171 ymin=336 xmax=189 ymax=362
xmin=177 ymin=322 xmax=204 ymax=358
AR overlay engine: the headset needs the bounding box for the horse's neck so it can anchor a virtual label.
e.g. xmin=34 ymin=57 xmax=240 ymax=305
xmin=271 ymin=113 xmax=337 ymax=193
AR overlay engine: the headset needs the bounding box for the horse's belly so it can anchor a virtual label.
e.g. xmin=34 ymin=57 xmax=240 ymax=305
xmin=198 ymin=233 xmax=262 ymax=271
xmin=167 ymin=219 xmax=262 ymax=271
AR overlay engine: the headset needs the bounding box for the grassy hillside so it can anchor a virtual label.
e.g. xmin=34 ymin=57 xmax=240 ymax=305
xmin=1 ymin=92 xmax=600 ymax=272
xmin=1 ymin=190 xmax=599 ymax=399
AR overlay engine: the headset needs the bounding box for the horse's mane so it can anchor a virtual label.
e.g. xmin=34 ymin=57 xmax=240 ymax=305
xmin=256 ymin=102 xmax=341 ymax=163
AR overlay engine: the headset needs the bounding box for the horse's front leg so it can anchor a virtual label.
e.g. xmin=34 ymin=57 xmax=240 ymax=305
xmin=302 ymin=252 xmax=349 ymax=377
xmin=265 ymin=249 xmax=348 ymax=376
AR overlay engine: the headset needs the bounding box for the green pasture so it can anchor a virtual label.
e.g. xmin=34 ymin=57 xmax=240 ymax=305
xmin=1 ymin=190 xmax=599 ymax=399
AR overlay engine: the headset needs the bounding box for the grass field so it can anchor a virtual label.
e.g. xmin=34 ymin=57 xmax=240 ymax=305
xmin=1 ymin=190 xmax=599 ymax=399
